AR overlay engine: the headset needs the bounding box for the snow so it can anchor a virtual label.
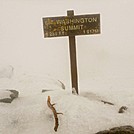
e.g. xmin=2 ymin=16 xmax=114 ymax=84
xmin=0 ymin=66 xmax=134 ymax=134
xmin=0 ymin=90 xmax=11 ymax=99
xmin=0 ymin=65 xmax=14 ymax=79
xmin=1 ymin=0 xmax=134 ymax=133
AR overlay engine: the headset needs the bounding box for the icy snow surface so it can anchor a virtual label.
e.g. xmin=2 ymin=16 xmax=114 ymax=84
xmin=0 ymin=67 xmax=134 ymax=134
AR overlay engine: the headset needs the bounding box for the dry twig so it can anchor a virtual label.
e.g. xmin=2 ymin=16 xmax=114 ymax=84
xmin=47 ymin=96 xmax=63 ymax=132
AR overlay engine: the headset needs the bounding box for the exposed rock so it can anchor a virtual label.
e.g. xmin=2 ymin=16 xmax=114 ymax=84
xmin=0 ymin=90 xmax=19 ymax=103
xmin=81 ymin=92 xmax=114 ymax=106
xmin=42 ymin=89 xmax=53 ymax=93
xmin=101 ymin=100 xmax=114 ymax=105
xmin=0 ymin=98 xmax=13 ymax=103
xmin=9 ymin=90 xmax=19 ymax=99
xmin=96 ymin=125 xmax=134 ymax=134
xmin=58 ymin=80 xmax=65 ymax=89
xmin=118 ymin=106 xmax=128 ymax=113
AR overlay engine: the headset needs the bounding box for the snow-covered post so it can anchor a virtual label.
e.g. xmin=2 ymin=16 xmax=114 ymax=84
xmin=67 ymin=10 xmax=79 ymax=94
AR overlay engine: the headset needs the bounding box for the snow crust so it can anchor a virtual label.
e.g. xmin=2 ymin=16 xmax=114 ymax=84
xmin=0 ymin=66 xmax=134 ymax=134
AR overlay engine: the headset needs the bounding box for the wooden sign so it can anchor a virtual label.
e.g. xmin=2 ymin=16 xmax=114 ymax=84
xmin=42 ymin=10 xmax=101 ymax=94
xmin=43 ymin=14 xmax=100 ymax=38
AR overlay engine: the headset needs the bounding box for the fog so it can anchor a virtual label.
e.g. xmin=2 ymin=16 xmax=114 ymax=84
xmin=0 ymin=0 xmax=134 ymax=89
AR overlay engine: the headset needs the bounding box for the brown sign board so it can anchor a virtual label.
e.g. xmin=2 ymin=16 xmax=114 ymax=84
xmin=43 ymin=14 xmax=100 ymax=38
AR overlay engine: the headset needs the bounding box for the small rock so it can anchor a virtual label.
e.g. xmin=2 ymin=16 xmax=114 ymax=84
xmin=0 ymin=98 xmax=13 ymax=103
xmin=101 ymin=100 xmax=114 ymax=105
xmin=118 ymin=106 xmax=128 ymax=113
xmin=9 ymin=90 xmax=19 ymax=99
xmin=0 ymin=90 xmax=19 ymax=103
xmin=42 ymin=89 xmax=53 ymax=93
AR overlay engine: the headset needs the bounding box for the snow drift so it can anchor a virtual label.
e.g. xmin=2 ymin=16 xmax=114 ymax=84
xmin=0 ymin=65 xmax=134 ymax=134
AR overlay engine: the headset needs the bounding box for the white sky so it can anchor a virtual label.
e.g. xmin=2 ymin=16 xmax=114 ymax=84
xmin=0 ymin=0 xmax=134 ymax=88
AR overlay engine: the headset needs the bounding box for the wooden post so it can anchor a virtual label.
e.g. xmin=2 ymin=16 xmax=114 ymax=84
xmin=67 ymin=10 xmax=79 ymax=94
xmin=43 ymin=11 xmax=100 ymax=95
